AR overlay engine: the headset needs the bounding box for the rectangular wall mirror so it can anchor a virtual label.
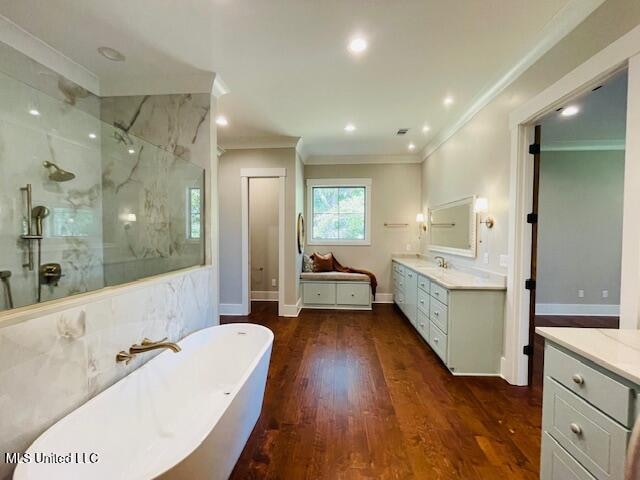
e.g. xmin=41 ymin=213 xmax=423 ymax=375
xmin=428 ymin=196 xmax=477 ymax=258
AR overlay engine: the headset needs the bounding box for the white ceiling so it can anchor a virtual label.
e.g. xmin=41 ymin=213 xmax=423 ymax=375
xmin=0 ymin=0 xmax=584 ymax=157
xmin=541 ymin=70 xmax=627 ymax=149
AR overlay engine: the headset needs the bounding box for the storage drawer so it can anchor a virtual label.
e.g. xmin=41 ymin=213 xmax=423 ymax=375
xmin=545 ymin=344 xmax=635 ymax=427
xmin=405 ymin=269 xmax=417 ymax=286
xmin=416 ymin=309 xmax=430 ymax=343
xmin=418 ymin=274 xmax=430 ymax=293
xmin=337 ymin=283 xmax=370 ymax=306
xmin=393 ymin=262 xmax=405 ymax=276
xmin=394 ymin=289 xmax=405 ymax=306
xmin=542 ymin=377 xmax=629 ymax=480
xmin=429 ymin=321 xmax=448 ymax=364
xmin=417 ymin=289 xmax=430 ymax=314
xmin=394 ymin=275 xmax=405 ymax=292
xmin=429 ymin=298 xmax=448 ymax=334
xmin=303 ymin=283 xmax=336 ymax=305
xmin=430 ymin=282 xmax=449 ymax=305
xmin=541 ymin=432 xmax=596 ymax=480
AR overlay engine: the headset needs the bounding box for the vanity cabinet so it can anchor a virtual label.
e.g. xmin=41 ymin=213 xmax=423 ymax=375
xmin=392 ymin=259 xmax=505 ymax=375
xmin=540 ymin=341 xmax=639 ymax=480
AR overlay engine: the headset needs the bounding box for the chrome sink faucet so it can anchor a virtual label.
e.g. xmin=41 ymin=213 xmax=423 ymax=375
xmin=434 ymin=256 xmax=448 ymax=269
xmin=116 ymin=337 xmax=181 ymax=364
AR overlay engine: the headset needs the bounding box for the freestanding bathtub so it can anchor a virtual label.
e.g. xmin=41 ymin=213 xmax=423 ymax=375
xmin=13 ymin=323 xmax=274 ymax=480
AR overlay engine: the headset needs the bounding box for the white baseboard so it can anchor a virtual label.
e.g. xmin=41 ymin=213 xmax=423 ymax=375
xmin=282 ymin=297 xmax=302 ymax=317
xmin=536 ymin=303 xmax=620 ymax=316
xmin=251 ymin=290 xmax=279 ymax=301
xmin=373 ymin=293 xmax=394 ymax=304
xmin=219 ymin=303 xmax=244 ymax=316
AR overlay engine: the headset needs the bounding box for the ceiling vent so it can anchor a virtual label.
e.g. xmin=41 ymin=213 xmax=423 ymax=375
xmin=396 ymin=128 xmax=409 ymax=135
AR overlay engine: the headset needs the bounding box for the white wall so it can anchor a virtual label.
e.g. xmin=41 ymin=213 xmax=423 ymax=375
xmin=536 ymin=150 xmax=624 ymax=310
xmin=249 ymin=177 xmax=279 ymax=294
xmin=421 ymin=0 xmax=640 ymax=275
xmin=304 ymin=162 xmax=422 ymax=298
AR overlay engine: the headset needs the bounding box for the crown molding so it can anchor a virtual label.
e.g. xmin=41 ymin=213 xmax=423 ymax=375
xmin=305 ymin=154 xmax=421 ymax=165
xmin=99 ymin=72 xmax=218 ymax=97
xmin=217 ymin=145 xmax=226 ymax=156
xmin=220 ymin=136 xmax=301 ymax=150
xmin=0 ymin=14 xmax=100 ymax=95
xmin=212 ymin=75 xmax=229 ymax=98
xmin=420 ymin=0 xmax=605 ymax=162
xmin=541 ymin=139 xmax=625 ymax=151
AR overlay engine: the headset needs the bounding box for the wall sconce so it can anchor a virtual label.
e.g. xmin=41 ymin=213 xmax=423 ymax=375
xmin=416 ymin=213 xmax=426 ymax=239
xmin=474 ymin=197 xmax=495 ymax=228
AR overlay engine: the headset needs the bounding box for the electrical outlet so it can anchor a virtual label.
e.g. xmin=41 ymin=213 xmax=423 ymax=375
xmin=483 ymin=252 xmax=489 ymax=264
xmin=578 ymin=289 xmax=585 ymax=299
xmin=271 ymin=278 xmax=277 ymax=287
xmin=499 ymin=254 xmax=509 ymax=267
xmin=602 ymin=290 xmax=609 ymax=299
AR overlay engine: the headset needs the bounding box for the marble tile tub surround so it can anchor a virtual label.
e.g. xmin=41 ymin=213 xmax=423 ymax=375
xmin=0 ymin=265 xmax=216 ymax=480
xmin=392 ymin=253 xmax=507 ymax=290
xmin=536 ymin=327 xmax=640 ymax=385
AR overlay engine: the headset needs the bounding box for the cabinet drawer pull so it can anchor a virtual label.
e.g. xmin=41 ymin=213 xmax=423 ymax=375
xmin=351 ymin=293 xmax=355 ymax=296
xmin=420 ymin=299 xmax=424 ymax=304
xmin=434 ymin=291 xmax=439 ymax=296
xmin=316 ymin=293 xmax=321 ymax=296
xmin=434 ymin=311 xmax=439 ymax=316
xmin=571 ymin=374 xmax=584 ymax=385
xmin=434 ymin=337 xmax=439 ymax=343
xmin=569 ymin=423 xmax=583 ymax=436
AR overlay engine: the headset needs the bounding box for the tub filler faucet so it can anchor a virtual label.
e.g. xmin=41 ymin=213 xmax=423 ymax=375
xmin=116 ymin=337 xmax=181 ymax=364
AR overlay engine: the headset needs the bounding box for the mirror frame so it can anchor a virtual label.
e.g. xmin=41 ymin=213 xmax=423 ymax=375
xmin=428 ymin=196 xmax=477 ymax=258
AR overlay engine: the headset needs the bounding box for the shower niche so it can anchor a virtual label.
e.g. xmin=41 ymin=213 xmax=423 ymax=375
xmin=0 ymin=42 xmax=208 ymax=313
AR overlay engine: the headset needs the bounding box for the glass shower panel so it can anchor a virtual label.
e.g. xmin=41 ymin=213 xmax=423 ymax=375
xmin=0 ymin=69 xmax=205 ymax=312
xmin=101 ymin=123 xmax=205 ymax=286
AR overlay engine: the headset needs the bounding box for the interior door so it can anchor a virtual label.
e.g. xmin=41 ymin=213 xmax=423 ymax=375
xmin=527 ymin=124 xmax=541 ymax=386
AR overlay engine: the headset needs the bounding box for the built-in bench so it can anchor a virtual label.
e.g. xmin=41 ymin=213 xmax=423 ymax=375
xmin=300 ymin=272 xmax=372 ymax=310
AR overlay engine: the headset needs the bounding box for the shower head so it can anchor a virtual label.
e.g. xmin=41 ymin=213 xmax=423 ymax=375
xmin=32 ymin=206 xmax=50 ymax=237
xmin=43 ymin=161 xmax=76 ymax=182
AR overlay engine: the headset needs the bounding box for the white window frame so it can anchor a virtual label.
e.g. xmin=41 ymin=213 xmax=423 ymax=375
xmin=306 ymin=178 xmax=372 ymax=246
xmin=186 ymin=186 xmax=202 ymax=241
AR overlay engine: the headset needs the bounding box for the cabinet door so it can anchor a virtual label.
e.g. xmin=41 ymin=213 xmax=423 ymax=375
xmin=403 ymin=268 xmax=418 ymax=324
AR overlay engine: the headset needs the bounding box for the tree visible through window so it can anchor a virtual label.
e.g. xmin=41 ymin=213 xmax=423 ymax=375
xmin=188 ymin=187 xmax=201 ymax=239
xmin=311 ymin=186 xmax=366 ymax=241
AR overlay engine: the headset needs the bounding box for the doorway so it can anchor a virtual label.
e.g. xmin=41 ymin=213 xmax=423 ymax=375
xmin=249 ymin=177 xmax=280 ymax=304
xmin=240 ymin=168 xmax=286 ymax=317
xmin=527 ymin=70 xmax=628 ymax=386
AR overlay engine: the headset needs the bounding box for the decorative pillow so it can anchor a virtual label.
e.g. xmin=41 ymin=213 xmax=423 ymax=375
xmin=311 ymin=252 xmax=334 ymax=272
xmin=302 ymin=254 xmax=314 ymax=272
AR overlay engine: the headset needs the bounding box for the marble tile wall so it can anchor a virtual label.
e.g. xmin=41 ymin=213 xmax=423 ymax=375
xmin=0 ymin=265 xmax=216 ymax=479
xmin=100 ymin=94 xmax=210 ymax=286
xmin=0 ymin=68 xmax=104 ymax=311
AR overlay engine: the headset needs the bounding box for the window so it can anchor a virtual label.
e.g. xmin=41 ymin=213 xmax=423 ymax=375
xmin=307 ymin=178 xmax=371 ymax=245
xmin=187 ymin=187 xmax=202 ymax=240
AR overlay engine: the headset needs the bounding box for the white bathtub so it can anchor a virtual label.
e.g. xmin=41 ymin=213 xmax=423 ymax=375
xmin=13 ymin=323 xmax=273 ymax=480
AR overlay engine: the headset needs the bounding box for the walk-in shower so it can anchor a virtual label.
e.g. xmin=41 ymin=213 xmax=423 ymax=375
xmin=0 ymin=40 xmax=207 ymax=313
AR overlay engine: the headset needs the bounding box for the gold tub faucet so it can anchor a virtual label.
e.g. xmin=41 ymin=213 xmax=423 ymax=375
xmin=116 ymin=337 xmax=181 ymax=364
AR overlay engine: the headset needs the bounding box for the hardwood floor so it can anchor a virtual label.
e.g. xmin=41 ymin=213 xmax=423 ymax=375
xmin=222 ymin=302 xmax=543 ymax=479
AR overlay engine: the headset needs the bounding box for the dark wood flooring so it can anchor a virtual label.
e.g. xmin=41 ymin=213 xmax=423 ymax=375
xmin=222 ymin=303 xmax=545 ymax=479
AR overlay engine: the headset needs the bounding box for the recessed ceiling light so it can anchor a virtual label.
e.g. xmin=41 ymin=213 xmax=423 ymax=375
xmin=561 ymin=105 xmax=580 ymax=117
xmin=88 ymin=133 xmax=97 ymax=139
xmin=348 ymin=37 xmax=367 ymax=55
xmin=29 ymin=109 xmax=40 ymax=116
xmin=443 ymin=96 xmax=454 ymax=106
xmin=128 ymin=148 xmax=135 ymax=154
xmin=422 ymin=125 xmax=431 ymax=133
xmin=98 ymin=46 xmax=126 ymax=62
xmin=408 ymin=143 xmax=416 ymax=151
xmin=344 ymin=123 xmax=356 ymax=132
xmin=215 ymin=115 xmax=229 ymax=126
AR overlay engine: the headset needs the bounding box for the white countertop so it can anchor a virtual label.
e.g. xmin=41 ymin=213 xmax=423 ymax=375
xmin=392 ymin=256 xmax=506 ymax=291
xmin=536 ymin=327 xmax=640 ymax=385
